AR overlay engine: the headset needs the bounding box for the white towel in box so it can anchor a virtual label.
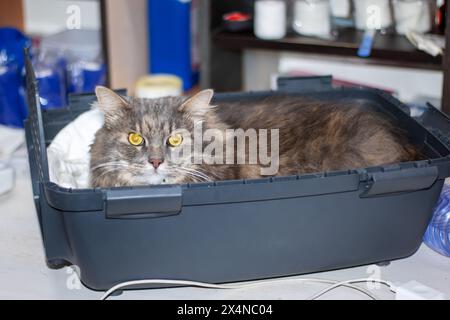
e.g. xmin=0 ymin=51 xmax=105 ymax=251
xmin=47 ymin=105 xmax=104 ymax=189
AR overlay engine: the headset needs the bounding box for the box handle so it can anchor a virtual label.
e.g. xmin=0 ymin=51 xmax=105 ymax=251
xmin=421 ymin=103 xmax=450 ymax=135
xmin=105 ymin=186 xmax=182 ymax=219
xmin=277 ymin=75 xmax=333 ymax=93
xmin=418 ymin=103 xmax=450 ymax=150
xmin=360 ymin=167 xmax=438 ymax=197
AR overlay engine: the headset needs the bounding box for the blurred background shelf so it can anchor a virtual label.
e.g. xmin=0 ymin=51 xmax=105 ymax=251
xmin=1 ymin=0 xmax=449 ymax=113
xmin=200 ymin=0 xmax=448 ymax=112
xmin=213 ymin=28 xmax=442 ymax=71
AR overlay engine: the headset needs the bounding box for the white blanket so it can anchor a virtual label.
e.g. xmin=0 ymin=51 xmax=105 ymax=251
xmin=47 ymin=106 xmax=103 ymax=189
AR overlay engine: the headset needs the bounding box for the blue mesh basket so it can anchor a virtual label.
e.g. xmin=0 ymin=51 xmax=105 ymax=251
xmin=423 ymin=184 xmax=450 ymax=257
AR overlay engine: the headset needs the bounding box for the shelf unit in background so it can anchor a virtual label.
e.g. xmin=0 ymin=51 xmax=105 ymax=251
xmin=213 ymin=28 xmax=442 ymax=71
xmin=199 ymin=0 xmax=450 ymax=115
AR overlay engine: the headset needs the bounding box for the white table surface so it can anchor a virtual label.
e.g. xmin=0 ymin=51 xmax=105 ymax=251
xmin=1 ymin=155 xmax=449 ymax=300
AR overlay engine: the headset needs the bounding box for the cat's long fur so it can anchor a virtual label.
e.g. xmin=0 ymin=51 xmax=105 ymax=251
xmin=89 ymin=87 xmax=421 ymax=187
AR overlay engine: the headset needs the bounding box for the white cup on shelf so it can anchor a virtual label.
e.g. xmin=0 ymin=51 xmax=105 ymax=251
xmin=354 ymin=0 xmax=393 ymax=30
xmin=330 ymin=0 xmax=351 ymax=18
xmin=393 ymin=0 xmax=431 ymax=35
xmin=254 ymin=0 xmax=287 ymax=40
xmin=292 ymin=0 xmax=331 ymax=37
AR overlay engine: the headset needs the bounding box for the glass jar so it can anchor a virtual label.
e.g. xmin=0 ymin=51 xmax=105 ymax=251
xmin=254 ymin=0 xmax=287 ymax=40
xmin=292 ymin=0 xmax=331 ymax=37
xmin=330 ymin=0 xmax=351 ymax=18
xmin=393 ymin=0 xmax=432 ymax=35
xmin=353 ymin=0 xmax=393 ymax=30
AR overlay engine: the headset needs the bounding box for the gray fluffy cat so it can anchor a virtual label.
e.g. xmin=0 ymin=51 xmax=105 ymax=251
xmin=90 ymin=86 xmax=420 ymax=187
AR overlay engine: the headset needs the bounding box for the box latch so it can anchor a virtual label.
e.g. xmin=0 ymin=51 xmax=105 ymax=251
xmin=105 ymin=186 xmax=182 ymax=219
xmin=360 ymin=166 xmax=438 ymax=197
xmin=277 ymin=75 xmax=333 ymax=93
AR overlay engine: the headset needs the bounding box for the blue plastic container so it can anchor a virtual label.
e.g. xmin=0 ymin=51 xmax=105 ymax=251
xmin=35 ymin=67 xmax=66 ymax=110
xmin=0 ymin=28 xmax=30 ymax=67
xmin=0 ymin=64 xmax=25 ymax=127
xmin=149 ymin=0 xmax=199 ymax=91
xmin=24 ymin=65 xmax=450 ymax=290
xmin=423 ymin=184 xmax=450 ymax=257
xmin=0 ymin=28 xmax=30 ymax=127
xmin=67 ymin=61 xmax=106 ymax=94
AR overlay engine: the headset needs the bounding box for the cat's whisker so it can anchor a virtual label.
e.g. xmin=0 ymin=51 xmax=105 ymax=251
xmin=174 ymin=171 xmax=210 ymax=182
xmin=174 ymin=166 xmax=211 ymax=177
xmin=195 ymin=168 xmax=221 ymax=179
xmin=95 ymin=168 xmax=122 ymax=178
xmin=97 ymin=166 xmax=144 ymax=178
xmin=179 ymin=173 xmax=208 ymax=183
xmin=177 ymin=173 xmax=204 ymax=183
xmin=173 ymin=168 xmax=210 ymax=180
xmin=182 ymin=166 xmax=220 ymax=180
xmin=173 ymin=167 xmax=214 ymax=182
xmin=91 ymin=162 xmax=129 ymax=170
xmin=92 ymin=161 xmax=149 ymax=172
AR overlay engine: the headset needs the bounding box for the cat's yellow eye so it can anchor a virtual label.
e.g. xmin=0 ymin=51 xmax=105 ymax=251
xmin=128 ymin=132 xmax=144 ymax=146
xmin=167 ymin=133 xmax=183 ymax=147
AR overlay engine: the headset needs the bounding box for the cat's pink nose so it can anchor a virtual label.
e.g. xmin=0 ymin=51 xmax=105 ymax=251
xmin=149 ymin=158 xmax=163 ymax=169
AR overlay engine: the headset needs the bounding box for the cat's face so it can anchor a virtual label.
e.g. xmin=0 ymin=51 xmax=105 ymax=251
xmin=90 ymin=87 xmax=215 ymax=187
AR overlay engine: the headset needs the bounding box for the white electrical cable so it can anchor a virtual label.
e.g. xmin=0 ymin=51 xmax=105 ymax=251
xmin=307 ymin=278 xmax=397 ymax=300
xmin=100 ymin=277 xmax=394 ymax=300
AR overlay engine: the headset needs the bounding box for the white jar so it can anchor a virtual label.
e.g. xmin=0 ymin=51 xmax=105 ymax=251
xmin=254 ymin=0 xmax=287 ymax=40
xmin=292 ymin=0 xmax=331 ymax=37
xmin=134 ymin=75 xmax=183 ymax=99
xmin=393 ymin=0 xmax=431 ymax=35
xmin=354 ymin=0 xmax=393 ymax=30
xmin=330 ymin=0 xmax=351 ymax=18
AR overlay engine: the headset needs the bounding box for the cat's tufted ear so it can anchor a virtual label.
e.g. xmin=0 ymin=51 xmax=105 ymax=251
xmin=95 ymin=86 xmax=130 ymax=127
xmin=178 ymin=89 xmax=214 ymax=118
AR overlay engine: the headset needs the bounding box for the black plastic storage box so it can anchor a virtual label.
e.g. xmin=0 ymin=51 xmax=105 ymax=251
xmin=25 ymin=57 xmax=450 ymax=291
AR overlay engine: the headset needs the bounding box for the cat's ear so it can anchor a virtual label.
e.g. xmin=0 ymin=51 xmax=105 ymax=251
xmin=95 ymin=86 xmax=130 ymax=127
xmin=179 ymin=89 xmax=214 ymax=118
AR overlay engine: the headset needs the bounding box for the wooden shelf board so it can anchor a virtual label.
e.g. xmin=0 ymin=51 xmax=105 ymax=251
xmin=213 ymin=28 xmax=443 ymax=71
